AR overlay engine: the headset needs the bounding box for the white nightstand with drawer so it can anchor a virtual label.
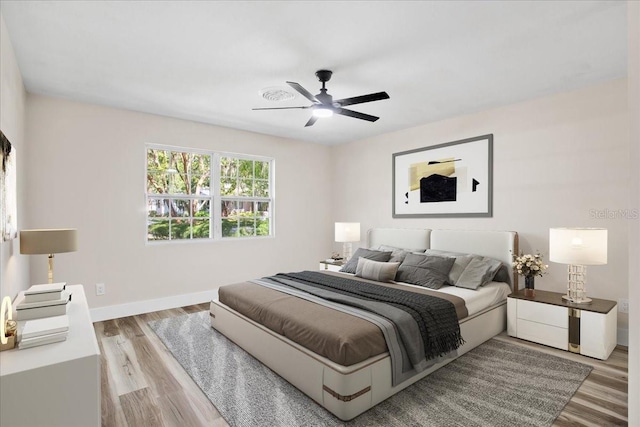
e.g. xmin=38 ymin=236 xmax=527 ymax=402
xmin=319 ymin=260 xmax=344 ymax=272
xmin=507 ymin=289 xmax=617 ymax=360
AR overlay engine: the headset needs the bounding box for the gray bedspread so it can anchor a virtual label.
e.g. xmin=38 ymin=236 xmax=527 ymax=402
xmin=251 ymin=271 xmax=463 ymax=386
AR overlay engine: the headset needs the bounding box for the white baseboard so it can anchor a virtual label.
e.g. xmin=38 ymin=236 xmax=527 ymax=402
xmin=617 ymin=327 xmax=629 ymax=347
xmin=90 ymin=289 xmax=218 ymax=322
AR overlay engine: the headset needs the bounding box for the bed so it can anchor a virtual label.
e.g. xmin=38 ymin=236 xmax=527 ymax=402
xmin=209 ymin=228 xmax=518 ymax=420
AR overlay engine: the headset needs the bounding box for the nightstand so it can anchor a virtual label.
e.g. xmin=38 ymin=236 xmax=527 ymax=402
xmin=319 ymin=260 xmax=344 ymax=272
xmin=507 ymin=289 xmax=617 ymax=360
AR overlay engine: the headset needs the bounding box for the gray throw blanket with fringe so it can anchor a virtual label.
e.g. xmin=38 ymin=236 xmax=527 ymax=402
xmin=255 ymin=271 xmax=463 ymax=385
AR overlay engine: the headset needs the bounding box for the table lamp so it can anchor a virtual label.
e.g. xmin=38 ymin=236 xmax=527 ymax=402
xmin=20 ymin=228 xmax=78 ymax=283
xmin=549 ymin=227 xmax=607 ymax=304
xmin=335 ymin=222 xmax=360 ymax=261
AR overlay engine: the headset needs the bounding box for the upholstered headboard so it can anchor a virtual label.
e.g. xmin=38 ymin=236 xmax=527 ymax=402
xmin=367 ymin=228 xmax=519 ymax=290
xmin=367 ymin=228 xmax=431 ymax=251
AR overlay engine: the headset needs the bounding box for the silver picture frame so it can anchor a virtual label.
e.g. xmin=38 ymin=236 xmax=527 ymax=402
xmin=392 ymin=134 xmax=493 ymax=218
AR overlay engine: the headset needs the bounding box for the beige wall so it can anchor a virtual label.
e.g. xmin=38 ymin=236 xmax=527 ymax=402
xmin=627 ymin=0 xmax=639 ymax=423
xmin=331 ymin=79 xmax=630 ymax=338
xmin=0 ymin=13 xmax=29 ymax=301
xmin=24 ymin=94 xmax=333 ymax=309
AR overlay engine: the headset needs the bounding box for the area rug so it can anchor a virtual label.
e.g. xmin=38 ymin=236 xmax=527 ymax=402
xmin=149 ymin=311 xmax=592 ymax=427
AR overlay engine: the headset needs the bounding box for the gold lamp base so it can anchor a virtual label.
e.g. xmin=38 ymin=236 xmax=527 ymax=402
xmin=48 ymin=253 xmax=55 ymax=284
xmin=0 ymin=334 xmax=16 ymax=352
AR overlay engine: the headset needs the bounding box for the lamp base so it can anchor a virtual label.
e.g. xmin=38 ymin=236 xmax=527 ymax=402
xmin=0 ymin=335 xmax=16 ymax=351
xmin=562 ymin=294 xmax=592 ymax=304
xmin=564 ymin=264 xmax=592 ymax=305
xmin=48 ymin=253 xmax=55 ymax=284
xmin=343 ymin=242 xmax=353 ymax=261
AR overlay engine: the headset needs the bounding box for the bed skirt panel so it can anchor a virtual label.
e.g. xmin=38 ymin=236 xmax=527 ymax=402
xmin=210 ymin=300 xmax=507 ymax=421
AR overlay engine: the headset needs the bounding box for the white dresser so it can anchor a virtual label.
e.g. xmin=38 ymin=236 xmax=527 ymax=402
xmin=507 ymin=289 xmax=617 ymax=360
xmin=0 ymin=285 xmax=101 ymax=426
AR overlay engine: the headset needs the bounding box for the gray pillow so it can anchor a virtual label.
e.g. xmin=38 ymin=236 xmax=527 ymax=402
xmin=455 ymin=257 xmax=503 ymax=290
xmin=340 ymin=248 xmax=392 ymax=274
xmin=492 ymin=265 xmax=512 ymax=285
xmin=426 ymin=249 xmax=510 ymax=286
xmin=424 ymin=249 xmax=473 ymax=284
xmin=377 ymin=245 xmax=426 ymax=264
xmin=355 ymin=257 xmax=400 ymax=283
xmin=395 ymin=253 xmax=455 ymax=289
xmin=424 ymin=248 xmax=468 ymax=257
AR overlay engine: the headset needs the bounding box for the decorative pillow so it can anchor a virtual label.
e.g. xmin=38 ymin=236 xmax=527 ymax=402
xmin=395 ymin=253 xmax=455 ymax=289
xmin=355 ymin=257 xmax=400 ymax=283
xmin=448 ymin=255 xmax=474 ymax=285
xmin=340 ymin=248 xmax=392 ymax=274
xmin=424 ymin=249 xmax=473 ymax=284
xmin=492 ymin=264 xmax=512 ymax=285
xmin=377 ymin=245 xmax=426 ymax=264
xmin=455 ymin=257 xmax=503 ymax=290
xmin=424 ymin=249 xmax=467 ymax=257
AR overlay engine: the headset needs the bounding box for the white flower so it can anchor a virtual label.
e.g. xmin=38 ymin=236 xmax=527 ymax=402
xmin=512 ymin=251 xmax=548 ymax=278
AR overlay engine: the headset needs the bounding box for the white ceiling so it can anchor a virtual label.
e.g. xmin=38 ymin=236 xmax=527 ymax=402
xmin=0 ymin=1 xmax=627 ymax=145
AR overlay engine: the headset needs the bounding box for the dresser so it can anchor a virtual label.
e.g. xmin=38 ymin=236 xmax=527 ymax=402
xmin=507 ymin=289 xmax=617 ymax=360
xmin=0 ymin=285 xmax=101 ymax=426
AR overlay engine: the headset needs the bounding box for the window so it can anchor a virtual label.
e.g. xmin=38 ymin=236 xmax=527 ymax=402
xmin=146 ymin=145 xmax=273 ymax=242
xmin=220 ymin=157 xmax=272 ymax=237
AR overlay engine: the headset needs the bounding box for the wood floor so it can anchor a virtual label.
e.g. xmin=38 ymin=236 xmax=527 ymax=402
xmin=95 ymin=304 xmax=628 ymax=427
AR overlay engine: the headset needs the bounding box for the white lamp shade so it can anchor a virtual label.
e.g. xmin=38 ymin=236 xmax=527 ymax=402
xmin=549 ymin=228 xmax=607 ymax=265
xmin=335 ymin=222 xmax=360 ymax=243
xmin=20 ymin=229 xmax=78 ymax=255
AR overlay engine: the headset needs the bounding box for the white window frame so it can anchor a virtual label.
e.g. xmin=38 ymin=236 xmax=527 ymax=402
xmin=145 ymin=144 xmax=275 ymax=243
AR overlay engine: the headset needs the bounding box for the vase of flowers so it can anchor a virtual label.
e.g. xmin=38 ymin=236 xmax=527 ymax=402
xmin=512 ymin=252 xmax=548 ymax=297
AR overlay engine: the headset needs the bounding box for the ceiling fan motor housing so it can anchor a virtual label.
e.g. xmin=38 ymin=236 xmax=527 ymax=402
xmin=315 ymin=69 xmax=333 ymax=83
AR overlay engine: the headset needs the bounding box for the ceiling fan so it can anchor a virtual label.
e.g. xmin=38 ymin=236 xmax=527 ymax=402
xmin=253 ymin=70 xmax=390 ymax=127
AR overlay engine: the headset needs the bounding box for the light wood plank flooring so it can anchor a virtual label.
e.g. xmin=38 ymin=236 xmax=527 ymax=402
xmin=95 ymin=305 xmax=628 ymax=427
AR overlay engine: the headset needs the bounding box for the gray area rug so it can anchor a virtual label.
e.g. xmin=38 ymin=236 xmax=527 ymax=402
xmin=149 ymin=311 xmax=592 ymax=427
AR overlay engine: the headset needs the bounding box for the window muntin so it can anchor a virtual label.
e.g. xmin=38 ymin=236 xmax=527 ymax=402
xmin=220 ymin=200 xmax=270 ymax=238
xmin=219 ymin=157 xmax=271 ymax=238
xmin=146 ymin=146 xmax=273 ymax=242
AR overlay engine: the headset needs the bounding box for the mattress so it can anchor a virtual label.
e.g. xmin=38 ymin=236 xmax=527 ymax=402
xmin=218 ymin=280 xmax=388 ymax=366
xmin=399 ymin=280 xmax=511 ymax=316
xmin=217 ymin=271 xmax=509 ymax=368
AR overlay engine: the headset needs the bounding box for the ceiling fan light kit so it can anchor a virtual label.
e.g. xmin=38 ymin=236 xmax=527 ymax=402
xmin=313 ymin=106 xmax=333 ymax=118
xmin=253 ymin=69 xmax=389 ymax=127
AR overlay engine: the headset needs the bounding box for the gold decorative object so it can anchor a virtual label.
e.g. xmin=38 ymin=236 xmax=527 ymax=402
xmin=1 ymin=296 xmax=16 ymax=351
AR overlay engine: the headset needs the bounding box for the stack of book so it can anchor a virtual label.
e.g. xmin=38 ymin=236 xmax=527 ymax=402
xmin=16 ymin=283 xmax=71 ymax=321
xmin=18 ymin=315 xmax=69 ymax=349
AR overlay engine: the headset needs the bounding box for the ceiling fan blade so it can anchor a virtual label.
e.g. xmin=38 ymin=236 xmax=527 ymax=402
xmin=287 ymin=81 xmax=320 ymax=104
xmin=334 ymin=91 xmax=389 ymax=107
xmin=252 ymin=106 xmax=310 ymax=110
xmin=304 ymin=115 xmax=318 ymax=127
xmin=335 ymin=108 xmax=379 ymax=122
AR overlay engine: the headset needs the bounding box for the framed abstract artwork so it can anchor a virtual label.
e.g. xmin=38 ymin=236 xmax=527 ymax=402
xmin=1 ymin=130 xmax=18 ymax=241
xmin=392 ymin=134 xmax=493 ymax=218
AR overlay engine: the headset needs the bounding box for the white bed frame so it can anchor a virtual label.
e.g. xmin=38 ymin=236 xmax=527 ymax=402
xmin=210 ymin=228 xmax=518 ymax=421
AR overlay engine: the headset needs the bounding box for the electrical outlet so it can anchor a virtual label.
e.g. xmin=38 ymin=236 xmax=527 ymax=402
xmin=618 ymin=298 xmax=629 ymax=314
xmin=96 ymin=283 xmax=106 ymax=296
